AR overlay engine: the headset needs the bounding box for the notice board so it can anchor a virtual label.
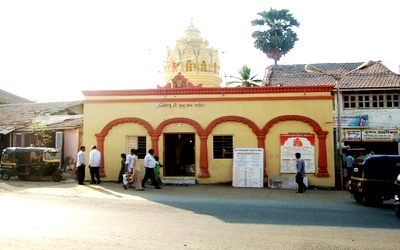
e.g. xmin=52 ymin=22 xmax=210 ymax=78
xmin=232 ymin=148 xmax=264 ymax=188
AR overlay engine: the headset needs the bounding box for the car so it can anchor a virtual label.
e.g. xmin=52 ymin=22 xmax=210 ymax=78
xmin=347 ymin=155 xmax=400 ymax=205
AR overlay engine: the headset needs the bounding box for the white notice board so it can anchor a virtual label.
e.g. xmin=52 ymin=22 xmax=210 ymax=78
xmin=232 ymin=148 xmax=264 ymax=188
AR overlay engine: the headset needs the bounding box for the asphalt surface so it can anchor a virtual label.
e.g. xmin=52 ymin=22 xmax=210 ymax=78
xmin=1 ymin=177 xmax=400 ymax=250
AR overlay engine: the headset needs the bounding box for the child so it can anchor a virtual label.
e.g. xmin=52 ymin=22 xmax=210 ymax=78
xmin=154 ymin=156 xmax=163 ymax=185
xmin=122 ymin=172 xmax=135 ymax=190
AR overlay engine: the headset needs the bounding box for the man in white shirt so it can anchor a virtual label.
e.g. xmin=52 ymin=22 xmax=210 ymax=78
xmin=76 ymin=146 xmax=86 ymax=185
xmin=125 ymin=149 xmax=134 ymax=174
xmin=141 ymin=149 xmax=161 ymax=189
xmin=89 ymin=145 xmax=101 ymax=184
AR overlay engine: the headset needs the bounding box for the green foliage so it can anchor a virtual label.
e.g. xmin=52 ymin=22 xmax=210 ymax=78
xmin=30 ymin=122 xmax=55 ymax=147
xmin=251 ymin=8 xmax=300 ymax=65
xmin=226 ymin=64 xmax=262 ymax=87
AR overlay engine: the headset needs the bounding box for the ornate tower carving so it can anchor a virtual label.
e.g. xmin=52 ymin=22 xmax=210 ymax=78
xmin=164 ymin=20 xmax=222 ymax=88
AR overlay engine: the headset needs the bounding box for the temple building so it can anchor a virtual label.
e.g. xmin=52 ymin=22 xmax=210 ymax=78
xmin=81 ymin=23 xmax=336 ymax=188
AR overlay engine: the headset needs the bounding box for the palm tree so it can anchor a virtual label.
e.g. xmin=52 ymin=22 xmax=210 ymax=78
xmin=226 ymin=64 xmax=262 ymax=87
xmin=251 ymin=8 xmax=300 ymax=65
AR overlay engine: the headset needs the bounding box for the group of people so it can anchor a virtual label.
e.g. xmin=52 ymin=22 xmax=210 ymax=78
xmin=76 ymin=145 xmax=102 ymax=185
xmin=118 ymin=148 xmax=162 ymax=191
xmin=76 ymin=146 xmax=163 ymax=190
xmin=76 ymin=147 xmax=304 ymax=193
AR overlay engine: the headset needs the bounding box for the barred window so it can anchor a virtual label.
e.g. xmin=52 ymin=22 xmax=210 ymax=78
xmin=343 ymin=91 xmax=399 ymax=109
xmin=126 ymin=136 xmax=147 ymax=159
xmin=213 ymin=135 xmax=233 ymax=159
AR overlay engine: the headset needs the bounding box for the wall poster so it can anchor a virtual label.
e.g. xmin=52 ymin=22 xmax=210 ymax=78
xmin=232 ymin=148 xmax=264 ymax=188
xmin=280 ymin=134 xmax=315 ymax=174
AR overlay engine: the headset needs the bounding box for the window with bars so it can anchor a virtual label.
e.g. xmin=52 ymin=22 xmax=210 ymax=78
xmin=213 ymin=135 xmax=233 ymax=159
xmin=126 ymin=136 xmax=147 ymax=159
xmin=343 ymin=91 xmax=399 ymax=109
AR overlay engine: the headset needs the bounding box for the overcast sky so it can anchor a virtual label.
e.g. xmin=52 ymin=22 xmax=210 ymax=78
xmin=1 ymin=0 xmax=399 ymax=102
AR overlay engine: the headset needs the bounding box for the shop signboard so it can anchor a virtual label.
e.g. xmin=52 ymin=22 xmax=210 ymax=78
xmin=342 ymin=129 xmax=362 ymax=141
xmin=342 ymin=129 xmax=400 ymax=142
xmin=232 ymin=148 xmax=264 ymax=188
xmin=334 ymin=114 xmax=368 ymax=128
xmin=362 ymin=129 xmax=400 ymax=142
xmin=280 ymin=134 xmax=315 ymax=174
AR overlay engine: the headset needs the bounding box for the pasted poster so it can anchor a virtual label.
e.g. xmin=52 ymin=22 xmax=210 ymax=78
xmin=280 ymin=134 xmax=315 ymax=174
xmin=333 ymin=114 xmax=368 ymax=128
xmin=232 ymin=148 xmax=264 ymax=188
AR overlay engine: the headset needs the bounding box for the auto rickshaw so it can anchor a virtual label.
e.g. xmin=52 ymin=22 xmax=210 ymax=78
xmin=0 ymin=147 xmax=62 ymax=181
xmin=347 ymin=155 xmax=400 ymax=205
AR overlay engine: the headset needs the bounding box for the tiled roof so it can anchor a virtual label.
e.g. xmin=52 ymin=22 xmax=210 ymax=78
xmin=263 ymin=62 xmax=400 ymax=89
xmin=0 ymin=101 xmax=83 ymax=134
xmin=0 ymin=89 xmax=33 ymax=104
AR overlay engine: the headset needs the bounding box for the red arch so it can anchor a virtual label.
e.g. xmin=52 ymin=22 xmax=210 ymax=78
xmin=94 ymin=117 xmax=155 ymax=177
xmin=155 ymin=117 xmax=205 ymax=136
xmin=206 ymin=116 xmax=267 ymax=178
xmin=206 ymin=116 xmax=262 ymax=135
xmin=262 ymin=115 xmax=330 ymax=177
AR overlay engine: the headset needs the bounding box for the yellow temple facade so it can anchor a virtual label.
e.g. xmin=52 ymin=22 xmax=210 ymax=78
xmin=81 ymin=24 xmax=336 ymax=188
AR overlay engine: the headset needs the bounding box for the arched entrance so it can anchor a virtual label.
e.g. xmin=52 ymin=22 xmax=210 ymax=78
xmin=164 ymin=133 xmax=195 ymax=176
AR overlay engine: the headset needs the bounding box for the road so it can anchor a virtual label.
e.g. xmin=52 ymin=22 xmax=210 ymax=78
xmin=0 ymin=180 xmax=399 ymax=250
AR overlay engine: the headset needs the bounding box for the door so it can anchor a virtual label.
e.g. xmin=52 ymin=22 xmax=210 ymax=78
xmin=164 ymin=133 xmax=195 ymax=176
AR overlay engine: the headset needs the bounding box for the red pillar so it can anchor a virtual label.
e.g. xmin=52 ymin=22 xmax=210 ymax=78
xmin=316 ymin=131 xmax=330 ymax=177
xmin=198 ymin=134 xmax=210 ymax=178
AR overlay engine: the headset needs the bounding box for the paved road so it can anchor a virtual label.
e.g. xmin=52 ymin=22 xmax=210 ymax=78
xmin=0 ymin=179 xmax=399 ymax=249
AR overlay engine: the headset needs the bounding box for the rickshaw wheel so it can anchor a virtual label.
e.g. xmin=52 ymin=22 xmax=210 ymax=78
xmin=354 ymin=193 xmax=363 ymax=203
xmin=52 ymin=173 xmax=62 ymax=182
xmin=1 ymin=172 xmax=11 ymax=180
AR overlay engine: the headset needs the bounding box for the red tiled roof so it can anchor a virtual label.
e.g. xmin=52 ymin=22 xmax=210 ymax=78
xmin=0 ymin=101 xmax=83 ymax=134
xmin=263 ymin=62 xmax=400 ymax=89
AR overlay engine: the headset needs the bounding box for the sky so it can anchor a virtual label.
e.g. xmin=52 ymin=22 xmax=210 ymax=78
xmin=1 ymin=0 xmax=399 ymax=102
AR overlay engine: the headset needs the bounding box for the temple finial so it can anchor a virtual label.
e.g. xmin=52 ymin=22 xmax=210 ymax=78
xmin=190 ymin=17 xmax=193 ymax=27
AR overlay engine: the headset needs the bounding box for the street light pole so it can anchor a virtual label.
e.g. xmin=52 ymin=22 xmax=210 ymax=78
xmin=305 ymin=61 xmax=376 ymax=189
xmin=335 ymin=78 xmax=343 ymax=189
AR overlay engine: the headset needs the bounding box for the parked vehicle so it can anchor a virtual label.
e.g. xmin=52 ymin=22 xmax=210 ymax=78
xmin=347 ymin=155 xmax=400 ymax=205
xmin=395 ymin=173 xmax=400 ymax=219
xmin=0 ymin=147 xmax=62 ymax=181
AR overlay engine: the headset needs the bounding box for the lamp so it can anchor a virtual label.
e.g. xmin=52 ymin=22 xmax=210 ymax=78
xmin=304 ymin=60 xmax=376 ymax=189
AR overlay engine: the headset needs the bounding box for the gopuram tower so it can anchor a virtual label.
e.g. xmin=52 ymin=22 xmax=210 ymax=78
xmin=163 ymin=20 xmax=222 ymax=88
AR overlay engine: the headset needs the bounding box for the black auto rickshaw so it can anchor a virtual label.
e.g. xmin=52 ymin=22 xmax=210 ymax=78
xmin=0 ymin=147 xmax=62 ymax=181
xmin=347 ymin=155 xmax=400 ymax=205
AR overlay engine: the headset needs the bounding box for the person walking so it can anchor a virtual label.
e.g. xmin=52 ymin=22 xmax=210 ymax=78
xmin=345 ymin=153 xmax=355 ymax=179
xmin=154 ymin=156 xmax=163 ymax=186
xmin=131 ymin=149 xmax=144 ymax=191
xmin=295 ymin=152 xmax=307 ymax=193
xmin=116 ymin=153 xmax=126 ymax=183
xmin=142 ymin=149 xmax=161 ymax=189
xmin=76 ymin=146 xmax=86 ymax=185
xmin=89 ymin=145 xmax=101 ymax=184
xmin=122 ymin=149 xmax=135 ymax=188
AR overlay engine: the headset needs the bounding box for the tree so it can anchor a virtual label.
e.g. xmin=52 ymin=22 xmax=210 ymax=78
xmin=30 ymin=121 xmax=54 ymax=147
xmin=251 ymin=8 xmax=300 ymax=65
xmin=226 ymin=64 xmax=262 ymax=87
